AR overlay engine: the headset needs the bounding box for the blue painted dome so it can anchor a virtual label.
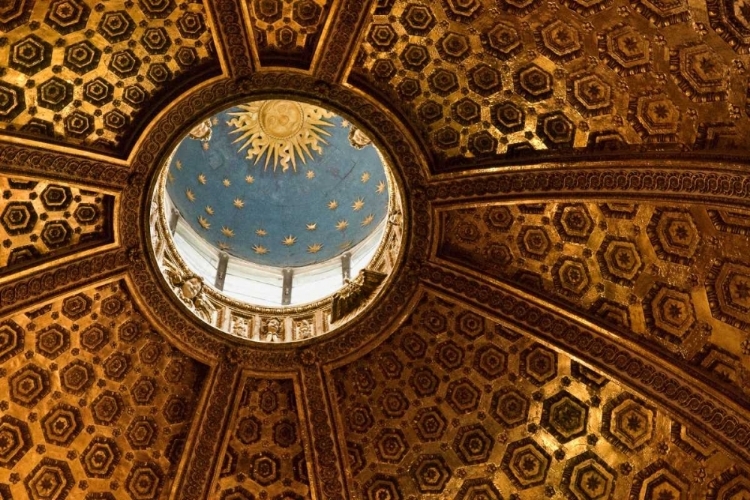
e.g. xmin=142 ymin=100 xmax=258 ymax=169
xmin=165 ymin=100 xmax=390 ymax=267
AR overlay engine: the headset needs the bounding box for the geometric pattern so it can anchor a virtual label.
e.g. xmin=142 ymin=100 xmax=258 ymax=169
xmin=0 ymin=0 xmax=219 ymax=154
xmin=439 ymin=201 xmax=750 ymax=399
xmin=216 ymin=378 xmax=309 ymax=499
xmin=0 ymin=280 xmax=207 ymax=499
xmin=352 ymin=0 xmax=750 ymax=166
xmin=334 ymin=292 xmax=741 ymax=498
xmin=0 ymin=175 xmax=111 ymax=272
xmin=248 ymin=0 xmax=331 ymax=69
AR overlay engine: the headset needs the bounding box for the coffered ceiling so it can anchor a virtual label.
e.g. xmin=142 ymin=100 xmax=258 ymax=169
xmin=0 ymin=0 xmax=749 ymax=499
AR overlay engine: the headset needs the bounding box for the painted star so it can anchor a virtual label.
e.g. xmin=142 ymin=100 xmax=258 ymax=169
xmin=255 ymin=228 xmax=267 ymax=237
xmin=336 ymin=219 xmax=349 ymax=231
xmin=338 ymin=240 xmax=353 ymax=251
xmin=221 ymin=226 xmax=235 ymax=238
xmin=233 ymin=198 xmax=245 ymax=209
xmin=376 ymin=181 xmax=386 ymax=194
xmin=205 ymin=206 xmax=214 ymax=215
xmin=361 ymin=214 xmax=375 ymax=227
xmin=283 ymin=235 xmax=297 ymax=246
xmin=223 ymin=178 xmax=231 ymax=187
xmin=198 ymin=216 xmax=211 ymax=229
xmin=202 ymin=142 xmax=210 ymax=151
xmin=253 ymin=244 xmax=269 ymax=255
xmin=361 ymin=172 xmax=370 ymax=183
xmin=307 ymin=243 xmax=323 ymax=254
xmin=352 ymin=198 xmax=365 ymax=211
xmin=245 ymin=175 xmax=255 ymax=184
xmin=218 ymin=242 xmax=231 ymax=251
xmin=328 ymin=200 xmax=338 ymax=210
xmin=306 ymin=170 xmax=315 ymax=179
xmin=198 ymin=173 xmax=207 ymax=185
xmin=306 ymin=223 xmax=317 ymax=231
xmin=167 ymin=172 xmax=175 ymax=183
xmin=186 ymin=189 xmax=196 ymax=202
xmin=175 ymin=160 xmax=183 ymax=170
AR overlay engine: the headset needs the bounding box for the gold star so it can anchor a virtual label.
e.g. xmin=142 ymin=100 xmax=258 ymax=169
xmin=352 ymin=198 xmax=365 ymax=211
xmin=361 ymin=214 xmax=375 ymax=227
xmin=338 ymin=240 xmax=353 ymax=251
xmin=376 ymin=181 xmax=386 ymax=194
xmin=218 ymin=242 xmax=231 ymax=251
xmin=186 ymin=189 xmax=196 ymax=202
xmin=306 ymin=222 xmax=317 ymax=231
xmin=221 ymin=226 xmax=235 ymax=238
xmin=307 ymin=243 xmax=323 ymax=254
xmin=283 ymin=235 xmax=297 ymax=246
xmin=205 ymin=206 xmax=214 ymax=215
xmin=245 ymin=175 xmax=255 ymax=184
xmin=253 ymin=244 xmax=269 ymax=255
xmin=167 ymin=172 xmax=175 ymax=183
xmin=175 ymin=160 xmax=183 ymax=170
xmin=255 ymin=228 xmax=267 ymax=237
xmin=361 ymin=172 xmax=370 ymax=183
xmin=202 ymin=142 xmax=210 ymax=151
xmin=198 ymin=173 xmax=207 ymax=185
xmin=198 ymin=216 xmax=210 ymax=229
xmin=306 ymin=170 xmax=315 ymax=179
xmin=328 ymin=200 xmax=338 ymax=210
xmin=233 ymin=198 xmax=245 ymax=209
xmin=223 ymin=178 xmax=231 ymax=187
xmin=336 ymin=219 xmax=349 ymax=231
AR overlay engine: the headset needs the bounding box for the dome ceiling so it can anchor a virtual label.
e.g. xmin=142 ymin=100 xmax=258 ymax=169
xmin=0 ymin=0 xmax=749 ymax=499
xmin=165 ymin=101 xmax=389 ymax=266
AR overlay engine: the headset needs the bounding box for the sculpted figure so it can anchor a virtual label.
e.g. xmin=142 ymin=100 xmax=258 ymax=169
xmin=265 ymin=318 xmax=283 ymax=342
xmin=296 ymin=319 xmax=313 ymax=340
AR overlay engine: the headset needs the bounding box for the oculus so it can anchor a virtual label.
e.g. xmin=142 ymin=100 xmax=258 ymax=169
xmin=149 ymin=99 xmax=404 ymax=343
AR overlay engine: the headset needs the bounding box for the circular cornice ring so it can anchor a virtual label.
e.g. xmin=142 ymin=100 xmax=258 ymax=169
xmin=120 ymin=73 xmax=431 ymax=371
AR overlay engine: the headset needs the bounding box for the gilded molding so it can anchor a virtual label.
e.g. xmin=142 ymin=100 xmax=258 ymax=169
xmin=206 ymin=0 xmax=255 ymax=77
xmin=173 ymin=360 xmax=242 ymax=500
xmin=0 ymin=143 xmax=130 ymax=188
xmin=0 ymin=247 xmax=128 ymax=315
xmin=314 ymin=0 xmax=377 ymax=82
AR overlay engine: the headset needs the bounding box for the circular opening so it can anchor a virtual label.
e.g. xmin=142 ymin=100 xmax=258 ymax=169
xmin=149 ymin=98 xmax=404 ymax=343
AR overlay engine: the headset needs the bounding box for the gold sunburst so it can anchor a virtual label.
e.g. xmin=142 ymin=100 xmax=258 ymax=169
xmin=256 ymin=228 xmax=267 ymax=237
xmin=227 ymin=100 xmax=335 ymax=172
xmin=306 ymin=170 xmax=315 ymax=179
xmin=307 ymin=243 xmax=323 ymax=254
xmin=336 ymin=219 xmax=349 ymax=231
xmin=376 ymin=181 xmax=386 ymax=194
xmin=175 ymin=160 xmax=183 ymax=170
xmin=361 ymin=214 xmax=375 ymax=227
xmin=361 ymin=172 xmax=371 ymax=183
xmin=198 ymin=216 xmax=210 ymax=229
xmin=283 ymin=235 xmax=297 ymax=246
xmin=253 ymin=244 xmax=269 ymax=255
xmin=328 ymin=200 xmax=338 ymax=210
xmin=186 ymin=189 xmax=195 ymax=202
xmin=205 ymin=206 xmax=214 ymax=215
xmin=245 ymin=175 xmax=255 ymax=184
xmin=233 ymin=198 xmax=244 ymax=209
xmin=221 ymin=227 xmax=235 ymax=238
xmin=352 ymin=198 xmax=365 ymax=211
xmin=222 ymin=178 xmax=231 ymax=187
xmin=218 ymin=242 xmax=231 ymax=251
xmin=198 ymin=173 xmax=207 ymax=185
